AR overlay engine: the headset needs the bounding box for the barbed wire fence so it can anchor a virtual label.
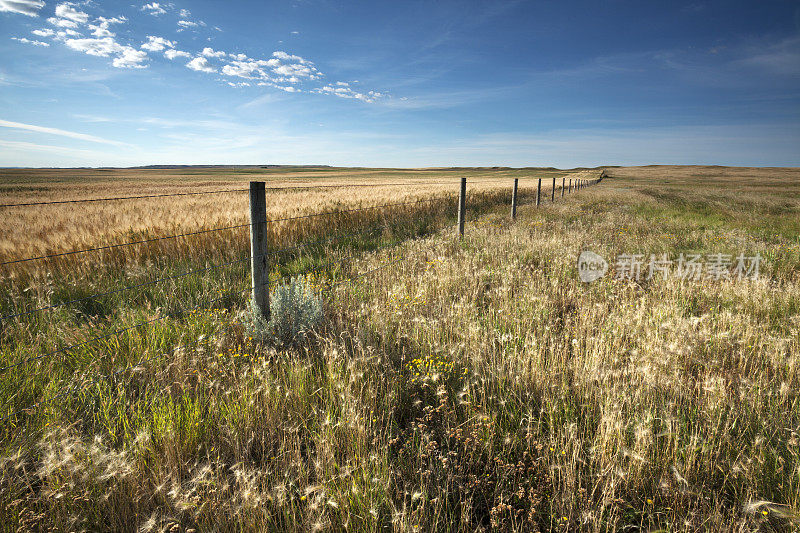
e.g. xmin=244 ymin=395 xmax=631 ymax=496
xmin=0 ymin=172 xmax=603 ymax=427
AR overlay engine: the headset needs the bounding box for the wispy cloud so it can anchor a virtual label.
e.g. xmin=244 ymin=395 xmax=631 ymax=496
xmin=141 ymin=35 xmax=176 ymax=52
xmin=164 ymin=49 xmax=191 ymax=60
xmin=64 ymin=37 xmax=148 ymax=68
xmin=737 ymin=36 xmax=800 ymax=77
xmin=55 ymin=2 xmax=89 ymax=24
xmin=201 ymin=47 xmax=226 ymax=59
xmin=141 ymin=2 xmax=166 ymax=16
xmin=0 ymin=139 xmax=107 ymax=159
xmin=312 ymin=84 xmax=383 ymax=102
xmin=0 ymin=0 xmax=44 ymax=17
xmin=186 ymin=56 xmax=216 ymax=73
xmin=0 ymin=118 xmax=130 ymax=146
xmin=11 ymin=36 xmax=49 ymax=47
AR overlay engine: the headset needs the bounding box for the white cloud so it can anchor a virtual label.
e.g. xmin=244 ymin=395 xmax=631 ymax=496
xmin=22 ymin=1 xmax=383 ymax=105
xmin=0 ymin=118 xmax=130 ymax=146
xmin=203 ymin=46 xmax=387 ymax=99
xmin=164 ymin=48 xmax=190 ymax=60
xmin=0 ymin=0 xmax=44 ymax=17
xmin=65 ymin=37 xmax=120 ymax=57
xmin=290 ymin=31 xmax=299 ymax=35
xmin=55 ymin=28 xmax=80 ymax=38
xmin=11 ymin=36 xmax=49 ymax=46
xmin=186 ymin=56 xmax=216 ymax=73
xmin=64 ymin=37 xmax=149 ymax=68
xmin=141 ymin=35 xmax=176 ymax=52
xmin=88 ymin=16 xmax=126 ymax=38
xmin=272 ymin=50 xmax=307 ymax=63
xmin=312 ymin=85 xmax=383 ymax=102
xmin=142 ymin=2 xmax=166 ymax=15
xmin=220 ymin=58 xmax=280 ymax=79
xmin=99 ymin=16 xmax=127 ymax=24
xmin=201 ymin=47 xmax=226 ymax=58
xmin=113 ymin=47 xmax=148 ymax=68
xmin=54 ymin=3 xmax=89 ymax=24
xmin=47 ymin=16 xmax=79 ymax=28
xmin=272 ymin=63 xmax=317 ymax=79
xmin=221 ymin=63 xmax=253 ymax=77
xmin=178 ymin=8 xmax=190 ymax=17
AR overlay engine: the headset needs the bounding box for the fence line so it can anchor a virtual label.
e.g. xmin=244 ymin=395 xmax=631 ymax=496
xmin=1 ymin=233 xmax=408 ymax=375
xmin=0 ymin=187 xmax=251 ymax=208
xmin=0 ymin=240 xmax=415 ymax=422
xmin=0 ymin=178 xmax=492 ymax=209
xmin=0 ymin=172 xmax=603 ymax=424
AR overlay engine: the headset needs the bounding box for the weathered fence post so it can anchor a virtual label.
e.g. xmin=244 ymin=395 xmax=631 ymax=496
xmin=511 ymin=178 xmax=518 ymax=220
xmin=551 ymin=177 xmax=556 ymax=202
xmin=536 ymin=178 xmax=541 ymax=207
xmin=457 ymin=177 xmax=466 ymax=237
xmin=568 ymin=179 xmax=572 ymax=193
xmin=249 ymin=181 xmax=269 ymax=320
xmin=561 ymin=177 xmax=565 ymax=198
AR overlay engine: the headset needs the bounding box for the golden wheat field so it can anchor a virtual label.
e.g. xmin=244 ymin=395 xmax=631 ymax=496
xmin=0 ymin=166 xmax=593 ymax=265
xmin=0 ymin=165 xmax=798 ymax=532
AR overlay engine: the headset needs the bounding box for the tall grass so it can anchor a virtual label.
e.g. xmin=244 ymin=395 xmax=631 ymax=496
xmin=1 ymin=167 xmax=798 ymax=531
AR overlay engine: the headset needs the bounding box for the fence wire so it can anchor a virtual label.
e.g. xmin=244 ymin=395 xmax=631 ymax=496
xmin=0 ymin=176 xmax=602 ymax=425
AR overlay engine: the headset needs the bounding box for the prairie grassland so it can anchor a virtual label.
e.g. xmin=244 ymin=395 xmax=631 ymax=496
xmin=1 ymin=166 xmax=799 ymax=532
xmin=0 ymin=166 xmax=576 ymax=267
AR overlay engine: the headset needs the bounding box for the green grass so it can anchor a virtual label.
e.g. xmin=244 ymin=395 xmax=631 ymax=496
xmin=1 ymin=169 xmax=799 ymax=531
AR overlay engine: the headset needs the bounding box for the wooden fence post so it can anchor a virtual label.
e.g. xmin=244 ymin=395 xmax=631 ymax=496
xmin=536 ymin=178 xmax=541 ymax=207
xmin=511 ymin=178 xmax=518 ymax=220
xmin=551 ymin=177 xmax=556 ymax=202
xmin=561 ymin=177 xmax=565 ymax=198
xmin=457 ymin=177 xmax=466 ymax=237
xmin=249 ymin=181 xmax=269 ymax=320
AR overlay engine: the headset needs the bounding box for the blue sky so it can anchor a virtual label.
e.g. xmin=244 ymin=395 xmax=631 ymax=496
xmin=0 ymin=0 xmax=798 ymax=167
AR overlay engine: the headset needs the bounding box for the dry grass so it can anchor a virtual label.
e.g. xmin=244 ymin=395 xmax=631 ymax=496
xmin=0 ymin=165 xmax=798 ymax=531
xmin=0 ymin=166 xmax=579 ymax=266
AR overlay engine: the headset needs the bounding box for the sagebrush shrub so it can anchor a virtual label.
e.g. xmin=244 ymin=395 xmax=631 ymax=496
xmin=242 ymin=277 xmax=323 ymax=346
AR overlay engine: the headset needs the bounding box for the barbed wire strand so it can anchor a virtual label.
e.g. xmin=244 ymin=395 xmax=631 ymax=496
xmin=0 ymin=188 xmax=251 ymax=208
xmin=0 ymin=174 xmax=576 ymax=210
xmin=1 ymin=246 xmax=412 ymax=423
xmin=267 ymin=195 xmax=456 ymax=224
xmin=0 ymin=222 xmax=253 ymax=267
xmin=0 ymin=221 xmax=410 ymax=373
xmin=0 ymin=210 xmax=421 ymax=322
xmin=0 ymin=178 xmax=468 ymax=209
xmin=1 ymin=194 xmax=455 ymax=267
